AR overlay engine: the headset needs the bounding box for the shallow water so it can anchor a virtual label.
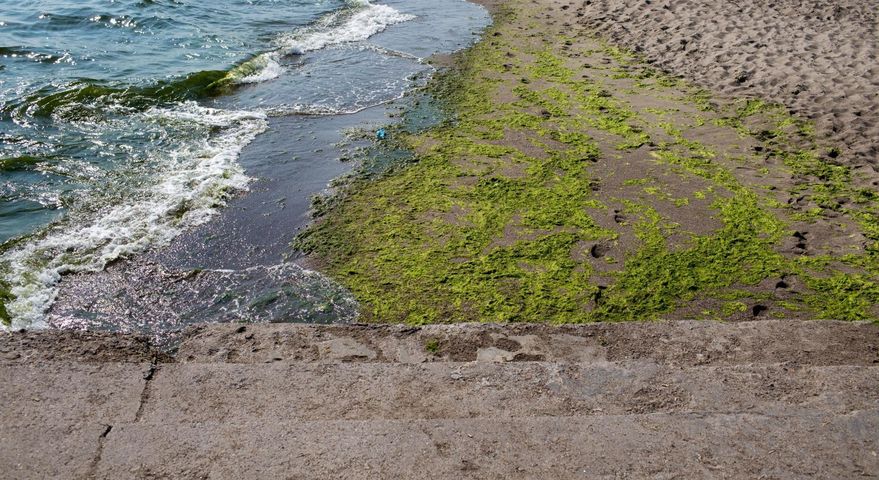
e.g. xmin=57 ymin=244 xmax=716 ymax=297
xmin=0 ymin=0 xmax=490 ymax=333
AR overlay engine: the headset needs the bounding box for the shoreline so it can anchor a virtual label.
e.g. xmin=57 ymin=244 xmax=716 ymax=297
xmin=0 ymin=0 xmax=492 ymax=335
xmin=3 ymin=0 xmax=878 ymax=330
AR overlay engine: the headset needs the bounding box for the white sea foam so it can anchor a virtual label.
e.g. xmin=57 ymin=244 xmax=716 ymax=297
xmin=0 ymin=103 xmax=267 ymax=329
xmin=263 ymin=103 xmax=353 ymax=116
xmin=229 ymin=1 xmax=415 ymax=86
xmin=277 ymin=1 xmax=415 ymax=55
xmin=237 ymin=53 xmax=284 ymax=84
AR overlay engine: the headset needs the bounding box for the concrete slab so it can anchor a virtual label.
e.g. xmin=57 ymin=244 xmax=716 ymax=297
xmin=95 ymin=412 xmax=879 ymax=479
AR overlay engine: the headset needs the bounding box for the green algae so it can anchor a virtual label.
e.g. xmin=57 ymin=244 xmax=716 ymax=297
xmin=297 ymin=35 xmax=612 ymax=323
xmin=722 ymin=301 xmax=748 ymax=316
xmin=590 ymin=193 xmax=787 ymax=321
xmin=0 ymin=280 xmax=12 ymax=326
xmin=3 ymin=68 xmax=239 ymax=121
xmin=295 ymin=5 xmax=879 ymax=323
xmin=425 ymin=339 xmax=440 ymax=353
xmin=708 ymin=94 xmax=879 ymax=318
xmin=0 ymin=155 xmax=48 ymax=172
xmin=803 ymin=274 xmax=879 ymax=321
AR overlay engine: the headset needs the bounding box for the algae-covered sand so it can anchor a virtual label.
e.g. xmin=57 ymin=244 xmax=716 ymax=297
xmin=295 ymin=0 xmax=879 ymax=324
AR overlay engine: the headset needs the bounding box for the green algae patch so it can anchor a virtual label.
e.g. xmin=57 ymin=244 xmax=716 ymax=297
xmin=0 ymin=279 xmax=13 ymax=327
xmin=802 ymin=274 xmax=879 ymax=321
xmin=593 ymin=193 xmax=788 ymax=321
xmin=0 ymin=155 xmax=50 ymax=172
xmin=295 ymin=0 xmax=879 ymax=323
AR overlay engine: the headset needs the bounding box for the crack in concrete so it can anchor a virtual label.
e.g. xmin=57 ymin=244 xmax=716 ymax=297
xmin=84 ymin=424 xmax=113 ymax=479
xmin=135 ymin=362 xmax=160 ymax=423
xmin=82 ymin=360 xmax=160 ymax=478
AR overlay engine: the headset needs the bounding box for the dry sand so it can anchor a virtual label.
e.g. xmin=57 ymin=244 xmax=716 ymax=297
xmin=576 ymin=0 xmax=879 ymax=172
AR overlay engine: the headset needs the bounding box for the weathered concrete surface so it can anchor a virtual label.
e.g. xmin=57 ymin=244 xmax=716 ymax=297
xmin=1 ymin=320 xmax=878 ymax=479
xmin=174 ymin=320 xmax=879 ymax=366
xmin=0 ymin=363 xmax=150 ymax=479
xmin=97 ymin=412 xmax=879 ymax=479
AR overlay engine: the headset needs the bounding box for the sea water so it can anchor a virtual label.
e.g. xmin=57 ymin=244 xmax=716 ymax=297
xmin=0 ymin=0 xmax=489 ymax=334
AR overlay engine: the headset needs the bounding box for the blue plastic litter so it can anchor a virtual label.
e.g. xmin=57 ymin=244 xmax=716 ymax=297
xmin=376 ymin=128 xmax=387 ymax=140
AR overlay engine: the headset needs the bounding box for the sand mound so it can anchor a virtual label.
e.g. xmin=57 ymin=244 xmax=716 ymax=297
xmin=576 ymin=0 xmax=879 ymax=171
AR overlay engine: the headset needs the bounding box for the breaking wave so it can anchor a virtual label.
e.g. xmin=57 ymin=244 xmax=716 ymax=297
xmin=1 ymin=104 xmax=267 ymax=328
xmin=233 ymin=0 xmax=416 ymax=84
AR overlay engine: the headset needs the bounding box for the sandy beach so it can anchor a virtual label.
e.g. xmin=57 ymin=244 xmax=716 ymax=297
xmin=299 ymin=0 xmax=879 ymax=324
xmin=577 ymin=0 xmax=879 ymax=176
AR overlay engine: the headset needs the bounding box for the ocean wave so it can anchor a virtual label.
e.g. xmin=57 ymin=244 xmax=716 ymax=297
xmin=2 ymin=70 xmax=231 ymax=121
xmin=0 ymin=103 xmax=267 ymax=329
xmin=260 ymin=75 xmax=430 ymax=118
xmin=237 ymin=54 xmax=285 ymax=84
xmin=356 ymin=43 xmax=423 ymax=61
xmin=0 ymin=46 xmax=66 ymax=64
xmin=47 ymin=262 xmax=360 ymax=340
xmin=0 ymin=0 xmax=422 ymax=329
xmin=1 ymin=2 xmax=417 ymax=121
xmin=263 ymin=103 xmax=361 ymax=117
xmin=224 ymin=0 xmax=417 ymax=86
xmin=277 ymin=1 xmax=415 ymax=56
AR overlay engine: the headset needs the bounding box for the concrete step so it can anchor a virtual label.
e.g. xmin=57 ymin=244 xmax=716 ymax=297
xmin=137 ymin=362 xmax=879 ymax=422
xmin=17 ymin=411 xmax=873 ymax=479
xmin=4 ymin=320 xmax=877 ymax=366
xmin=2 ymin=320 xmax=878 ymax=478
xmin=175 ymin=320 xmax=879 ymax=366
xmin=6 ymin=361 xmax=876 ymax=427
xmin=3 ymin=359 xmax=877 ymax=478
